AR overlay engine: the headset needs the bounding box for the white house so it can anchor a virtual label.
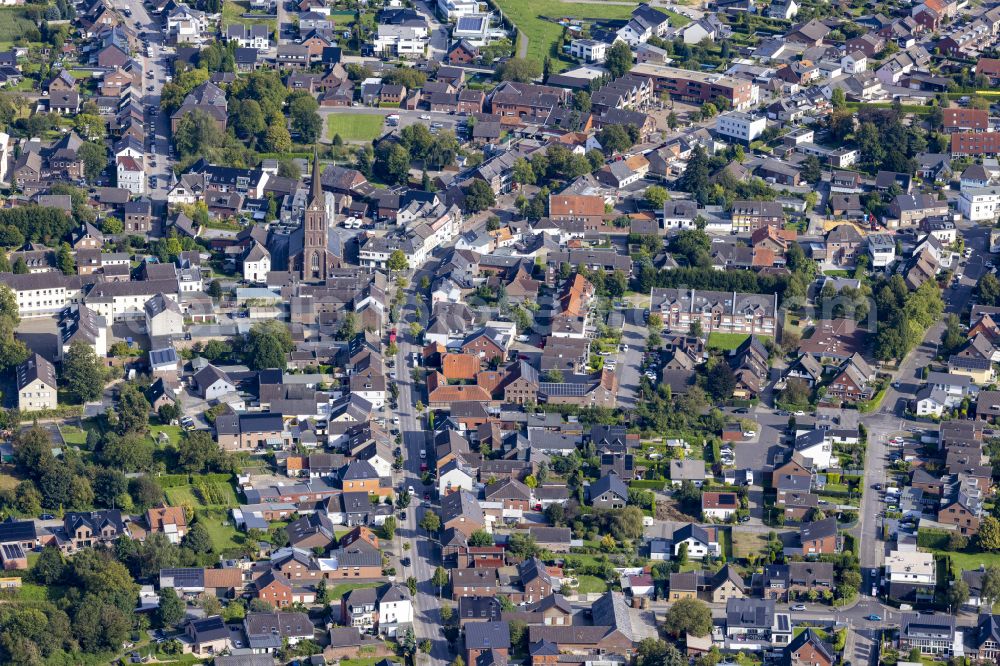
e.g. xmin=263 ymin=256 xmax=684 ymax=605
xmin=793 ymin=429 xmax=834 ymax=470
xmin=225 ymin=24 xmax=271 ymax=50
xmin=144 ymin=293 xmax=185 ymax=338
xmin=663 ymin=200 xmax=698 ymax=230
xmin=116 ymin=155 xmax=145 ymax=195
xmin=841 ymin=51 xmax=868 ymax=74
xmin=436 ymin=0 xmax=480 ymax=20
xmin=925 ymin=371 xmax=979 ymax=400
xmin=166 ymin=4 xmax=208 ymax=45
xmin=437 ymin=459 xmax=475 ymax=496
xmin=569 ymin=38 xmax=608 ymax=63
xmin=914 ymin=386 xmax=948 ymax=417
xmin=679 ymin=19 xmax=715 ymax=45
xmin=958 ymin=186 xmax=1000 ymax=221
xmin=671 ymin=524 xmax=720 ymax=560
xmin=374 ymin=24 xmax=428 ymax=57
xmin=715 ymin=112 xmax=767 ymax=144
xmin=243 ymin=242 xmax=271 ymax=284
xmin=886 ymin=550 xmax=936 ymax=586
xmin=376 ymin=584 xmax=413 ymax=637
xmin=868 ymin=233 xmax=896 ymax=268
xmin=194 ymin=364 xmax=236 ymax=401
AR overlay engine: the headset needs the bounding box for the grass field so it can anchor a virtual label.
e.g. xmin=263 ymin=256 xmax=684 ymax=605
xmin=0 ymin=8 xmax=38 ymax=48
xmin=165 ymin=482 xmax=238 ymax=509
xmin=60 ymin=426 xmax=88 ymax=446
xmin=733 ymin=530 xmax=768 ymax=559
xmin=328 ymin=582 xmax=382 ymax=599
xmin=221 ymin=0 xmax=276 ymax=28
xmin=707 ymin=332 xmax=751 ymax=351
xmin=493 ymin=0 xmax=687 ymax=72
xmin=150 ymin=424 xmax=183 ymax=446
xmin=198 ymin=512 xmax=243 ymax=553
xmin=326 ymin=113 xmax=385 ymax=142
xmin=575 ymin=574 xmax=608 ymax=594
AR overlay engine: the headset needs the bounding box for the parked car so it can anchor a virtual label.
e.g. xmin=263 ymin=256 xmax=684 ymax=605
xmin=791 ymin=604 xmax=806 ymax=611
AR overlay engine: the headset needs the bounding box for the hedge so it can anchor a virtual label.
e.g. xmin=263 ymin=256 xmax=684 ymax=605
xmin=917 ymin=529 xmax=951 ymax=550
xmin=629 ymin=480 xmax=666 ymax=491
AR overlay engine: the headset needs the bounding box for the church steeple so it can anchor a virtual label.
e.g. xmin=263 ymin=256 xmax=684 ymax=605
xmin=310 ymin=147 xmax=322 ymax=206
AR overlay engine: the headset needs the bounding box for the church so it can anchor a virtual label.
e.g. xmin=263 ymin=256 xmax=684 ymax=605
xmin=289 ymin=150 xmax=340 ymax=282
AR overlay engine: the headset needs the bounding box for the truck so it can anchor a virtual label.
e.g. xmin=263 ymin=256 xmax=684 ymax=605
xmin=386 ymin=114 xmax=400 ymax=126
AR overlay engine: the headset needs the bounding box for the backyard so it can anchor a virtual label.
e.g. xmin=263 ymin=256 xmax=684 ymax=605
xmin=492 ymin=0 xmax=687 ymax=71
xmin=221 ymin=0 xmax=276 ymax=28
xmin=707 ymin=332 xmax=751 ymax=351
xmin=326 ymin=113 xmax=386 ymax=142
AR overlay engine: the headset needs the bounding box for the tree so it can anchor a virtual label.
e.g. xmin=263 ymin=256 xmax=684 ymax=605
xmin=598 ymin=124 xmax=633 ymax=154
xmin=174 ymin=108 xmax=223 ymax=157
xmin=288 ymin=93 xmax=322 ymax=143
xmin=102 ymin=431 xmax=154 ymax=472
xmin=605 ymin=41 xmax=633 ymax=78
xmin=941 ymin=313 xmax=965 ymax=356
xmin=207 ymin=279 xmax=223 ymax=299
xmin=381 ymin=515 xmax=397 ymax=540
xmin=432 ymin=566 xmax=449 ymax=597
xmin=468 ymin=529 xmax=493 ymax=547
xmin=705 ymin=361 xmax=736 ymax=401
xmin=244 ymin=320 xmax=294 ymax=370
xmin=420 ymin=511 xmax=440 ymax=534
xmin=464 ymin=179 xmax=496 ymax=213
xmin=980 ymin=272 xmax=1000 ymax=306
xmin=637 ymin=638 xmax=686 ymax=666
xmin=117 ymin=383 xmax=150 ymax=434
xmin=30 ymin=546 xmax=64 ymax=585
xmin=499 ymin=58 xmax=541 ymax=82
xmin=663 ymin=598 xmax=712 ymax=637
xmin=62 ymin=341 xmax=107 ymax=403
xmin=387 ymin=250 xmax=409 ymax=273
xmin=157 ymin=588 xmax=185 ymax=628
xmin=945 ymin=579 xmax=969 ymax=613
xmin=509 ymin=619 xmax=528 ymax=652
xmin=178 ymin=430 xmax=223 ymax=473
xmin=183 ymin=522 xmax=214 ymax=554
xmin=979 ymin=516 xmax=1000 ymax=551
xmin=406 ymin=576 xmax=417 ymax=597
xmin=981 ymin=566 xmax=1000 ymax=608
xmin=263 ymin=123 xmax=292 ymax=153
xmin=644 ymin=185 xmax=669 ymax=209
xmin=77 ymin=142 xmax=107 ymax=182
xmin=801 ymin=155 xmax=823 ymax=183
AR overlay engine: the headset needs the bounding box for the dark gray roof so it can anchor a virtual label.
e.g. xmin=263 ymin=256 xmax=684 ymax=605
xmin=465 ymin=621 xmax=511 ymax=650
xmin=590 ymin=473 xmax=628 ymax=501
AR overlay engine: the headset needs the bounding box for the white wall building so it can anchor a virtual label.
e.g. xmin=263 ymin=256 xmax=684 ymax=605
xmin=569 ymin=39 xmax=608 ymax=63
xmin=715 ymin=112 xmax=767 ymax=144
xmin=959 ymin=185 xmax=1000 ymax=221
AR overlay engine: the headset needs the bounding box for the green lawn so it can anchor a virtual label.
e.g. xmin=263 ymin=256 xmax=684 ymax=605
xmin=707 ymin=332 xmax=751 ymax=351
xmin=936 ymin=549 xmax=1000 ymax=573
xmin=221 ymin=0 xmax=276 ymax=28
xmin=733 ymin=530 xmax=768 ymax=559
xmin=493 ymin=0 xmax=687 ymax=71
xmin=328 ymin=582 xmax=382 ymax=600
xmin=198 ymin=513 xmax=243 ymax=554
xmin=326 ymin=113 xmax=386 ymax=142
xmin=150 ymin=424 xmax=184 ymax=446
xmin=575 ymin=575 xmax=608 ymax=594
xmin=60 ymin=426 xmax=88 ymax=446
